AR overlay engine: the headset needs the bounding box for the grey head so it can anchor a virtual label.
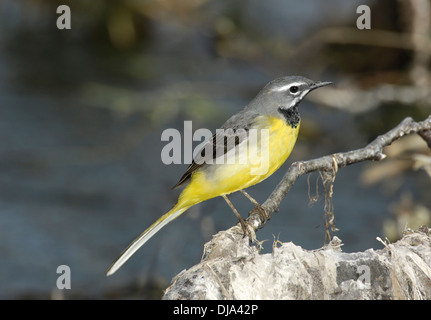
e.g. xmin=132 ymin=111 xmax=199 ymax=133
xmin=247 ymin=76 xmax=332 ymax=121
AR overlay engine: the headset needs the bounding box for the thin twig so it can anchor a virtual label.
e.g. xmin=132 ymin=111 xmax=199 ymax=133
xmin=406 ymin=0 xmax=431 ymax=86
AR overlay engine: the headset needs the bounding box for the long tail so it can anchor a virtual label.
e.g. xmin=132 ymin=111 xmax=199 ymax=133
xmin=106 ymin=204 xmax=189 ymax=276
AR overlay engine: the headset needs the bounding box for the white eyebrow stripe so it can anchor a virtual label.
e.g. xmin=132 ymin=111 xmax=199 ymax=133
xmin=271 ymin=82 xmax=304 ymax=92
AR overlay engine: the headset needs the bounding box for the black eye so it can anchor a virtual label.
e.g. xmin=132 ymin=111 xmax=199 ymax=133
xmin=289 ymin=86 xmax=299 ymax=93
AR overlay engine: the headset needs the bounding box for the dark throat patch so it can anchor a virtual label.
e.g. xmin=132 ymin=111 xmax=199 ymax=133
xmin=278 ymin=106 xmax=300 ymax=128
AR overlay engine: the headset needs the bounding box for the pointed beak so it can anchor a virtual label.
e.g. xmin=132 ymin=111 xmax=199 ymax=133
xmin=310 ymin=81 xmax=332 ymax=90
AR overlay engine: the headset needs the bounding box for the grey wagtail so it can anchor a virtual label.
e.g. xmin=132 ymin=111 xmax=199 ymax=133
xmin=106 ymin=76 xmax=332 ymax=276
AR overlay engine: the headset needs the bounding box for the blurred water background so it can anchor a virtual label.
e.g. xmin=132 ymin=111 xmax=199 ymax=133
xmin=0 ymin=0 xmax=430 ymax=299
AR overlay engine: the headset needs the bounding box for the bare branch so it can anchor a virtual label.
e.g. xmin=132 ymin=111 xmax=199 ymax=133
xmin=246 ymin=115 xmax=431 ymax=231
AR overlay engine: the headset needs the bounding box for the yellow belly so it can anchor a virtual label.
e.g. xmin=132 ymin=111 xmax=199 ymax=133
xmin=178 ymin=116 xmax=300 ymax=207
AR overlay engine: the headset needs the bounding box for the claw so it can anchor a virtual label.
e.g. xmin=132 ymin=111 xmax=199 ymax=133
xmin=236 ymin=218 xmax=257 ymax=242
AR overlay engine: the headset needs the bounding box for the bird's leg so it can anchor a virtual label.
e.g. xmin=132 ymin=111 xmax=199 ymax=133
xmin=222 ymin=194 xmax=256 ymax=240
xmin=240 ymin=190 xmax=270 ymax=222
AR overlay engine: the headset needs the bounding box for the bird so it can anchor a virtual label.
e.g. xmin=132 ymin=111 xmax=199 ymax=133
xmin=106 ymin=76 xmax=332 ymax=276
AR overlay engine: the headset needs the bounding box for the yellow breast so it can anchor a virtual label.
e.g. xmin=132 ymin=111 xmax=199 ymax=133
xmin=178 ymin=116 xmax=300 ymax=207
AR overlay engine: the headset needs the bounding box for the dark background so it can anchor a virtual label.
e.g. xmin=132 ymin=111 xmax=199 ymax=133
xmin=0 ymin=0 xmax=430 ymax=299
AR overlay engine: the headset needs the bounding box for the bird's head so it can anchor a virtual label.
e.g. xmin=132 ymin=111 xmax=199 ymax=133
xmin=255 ymin=76 xmax=332 ymax=112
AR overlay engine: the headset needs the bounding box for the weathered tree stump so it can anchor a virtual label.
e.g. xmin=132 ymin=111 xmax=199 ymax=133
xmin=163 ymin=227 xmax=431 ymax=300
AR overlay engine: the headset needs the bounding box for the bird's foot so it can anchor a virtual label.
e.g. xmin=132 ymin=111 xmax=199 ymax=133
xmin=249 ymin=204 xmax=270 ymax=223
xmin=236 ymin=216 xmax=257 ymax=242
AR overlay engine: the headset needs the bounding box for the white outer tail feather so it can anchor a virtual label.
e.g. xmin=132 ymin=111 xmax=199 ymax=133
xmin=106 ymin=207 xmax=187 ymax=276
